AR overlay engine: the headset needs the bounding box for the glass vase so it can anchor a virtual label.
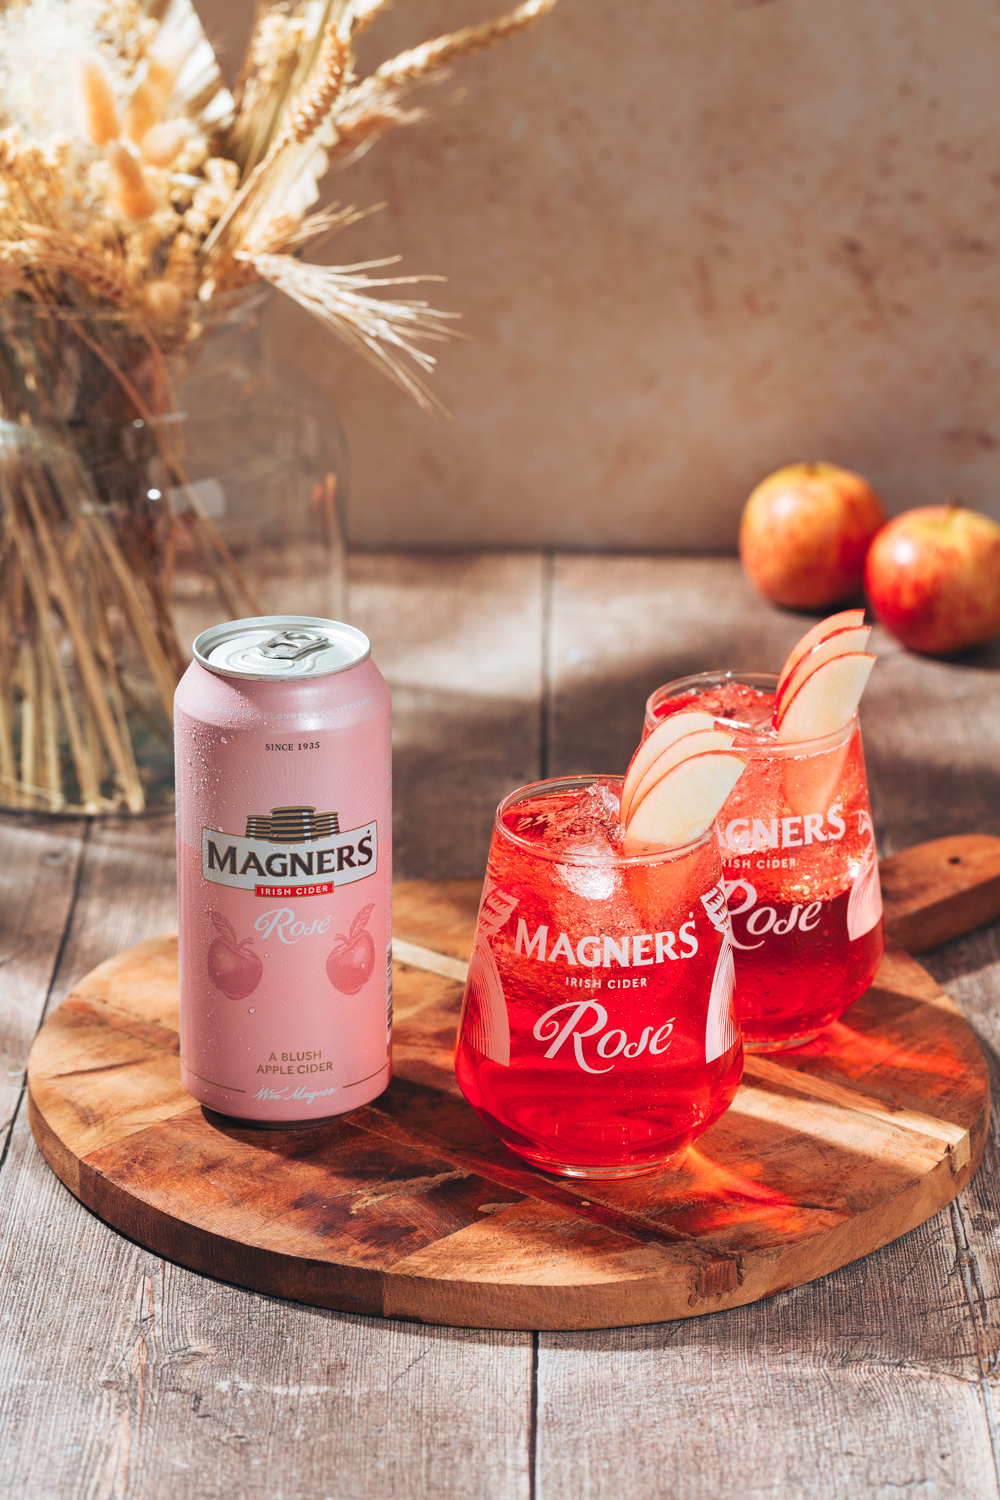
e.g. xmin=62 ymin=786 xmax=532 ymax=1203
xmin=0 ymin=293 xmax=346 ymax=815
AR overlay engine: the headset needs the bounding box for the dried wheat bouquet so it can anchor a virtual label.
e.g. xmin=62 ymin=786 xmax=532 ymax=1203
xmin=0 ymin=0 xmax=556 ymax=814
xmin=0 ymin=0 xmax=558 ymax=405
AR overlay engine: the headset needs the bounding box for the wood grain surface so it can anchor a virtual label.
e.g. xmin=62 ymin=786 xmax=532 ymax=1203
xmin=3 ymin=553 xmax=1000 ymax=1499
xmin=26 ymin=835 xmax=998 ymax=1332
xmin=880 ymin=834 xmax=1000 ymax=953
xmin=0 ymin=810 xmax=531 ymax=1500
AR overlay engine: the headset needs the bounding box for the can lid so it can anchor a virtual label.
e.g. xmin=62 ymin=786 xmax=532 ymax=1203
xmin=193 ymin=616 xmax=371 ymax=681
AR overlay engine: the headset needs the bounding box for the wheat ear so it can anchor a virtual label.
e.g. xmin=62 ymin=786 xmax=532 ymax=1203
xmin=373 ymin=0 xmax=556 ymax=87
xmin=203 ymin=25 xmax=351 ymax=259
xmin=19 ymin=225 xmax=134 ymax=304
xmin=324 ymin=0 xmax=554 ymax=165
xmin=247 ymin=250 xmax=460 ymax=412
xmin=271 ymin=25 xmax=351 ymax=153
xmin=245 ymin=202 xmax=372 ymax=256
xmin=325 ymin=97 xmax=427 ymax=166
xmin=0 ymin=263 xmax=35 ymax=299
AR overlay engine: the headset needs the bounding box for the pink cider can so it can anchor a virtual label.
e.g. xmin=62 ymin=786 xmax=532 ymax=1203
xmin=175 ymin=616 xmax=392 ymax=1126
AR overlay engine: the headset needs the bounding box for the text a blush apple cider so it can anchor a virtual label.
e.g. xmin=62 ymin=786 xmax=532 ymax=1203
xmin=646 ymin=676 xmax=884 ymax=1051
xmin=175 ymin=617 xmax=392 ymax=1127
xmin=454 ymin=778 xmax=743 ymax=1178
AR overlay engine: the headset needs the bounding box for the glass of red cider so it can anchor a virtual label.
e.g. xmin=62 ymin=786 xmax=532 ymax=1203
xmin=645 ymin=672 xmax=884 ymax=1052
xmin=454 ymin=775 xmax=744 ymax=1178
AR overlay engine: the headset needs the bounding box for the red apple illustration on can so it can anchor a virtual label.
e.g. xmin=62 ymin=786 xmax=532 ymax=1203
xmin=326 ymin=903 xmax=376 ymax=994
xmin=207 ymin=912 xmax=263 ymax=1000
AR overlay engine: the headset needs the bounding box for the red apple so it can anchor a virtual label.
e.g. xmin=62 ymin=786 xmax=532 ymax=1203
xmin=864 ymin=503 xmax=1000 ymax=656
xmin=740 ymin=462 xmax=886 ymax=609
xmin=327 ymin=903 xmax=376 ymax=994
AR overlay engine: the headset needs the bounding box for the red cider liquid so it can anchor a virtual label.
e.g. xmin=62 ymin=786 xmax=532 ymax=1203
xmin=649 ymin=681 xmax=884 ymax=1050
xmin=454 ymin=779 xmax=743 ymax=1177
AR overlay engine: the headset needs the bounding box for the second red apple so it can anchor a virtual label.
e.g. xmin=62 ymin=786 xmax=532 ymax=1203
xmin=864 ymin=503 xmax=1000 ymax=656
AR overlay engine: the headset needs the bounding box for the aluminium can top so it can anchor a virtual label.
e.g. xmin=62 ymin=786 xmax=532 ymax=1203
xmin=193 ymin=616 xmax=371 ymax=682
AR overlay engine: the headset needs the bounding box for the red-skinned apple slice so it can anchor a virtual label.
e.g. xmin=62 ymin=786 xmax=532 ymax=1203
xmin=775 ymin=609 xmax=867 ymax=698
xmin=774 ymin=651 xmax=876 ymax=744
xmin=622 ymin=750 xmax=748 ymax=853
xmin=626 ymin=727 xmax=736 ymax=821
xmin=772 ymin=625 xmax=872 ymax=722
xmin=619 ymin=709 xmax=717 ymax=824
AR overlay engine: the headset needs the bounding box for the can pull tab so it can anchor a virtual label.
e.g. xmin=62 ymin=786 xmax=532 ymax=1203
xmin=257 ymin=629 xmax=331 ymax=662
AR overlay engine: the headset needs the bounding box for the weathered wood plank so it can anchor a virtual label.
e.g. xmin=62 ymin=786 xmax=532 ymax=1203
xmin=535 ymin=1223 xmax=1000 ymax=1500
xmin=38 ymin=813 xmax=179 ymax=1014
xmin=921 ymin=923 xmax=1000 ymax=1435
xmin=546 ymin=555 xmax=804 ymax=779
xmin=0 ymin=816 xmax=533 ymax=1499
xmin=0 ymin=1114 xmax=532 ymax=1500
xmin=881 ymin=835 xmax=1000 ymax=953
xmin=4 ymin=548 xmax=999 ymax=1500
xmin=0 ymin=814 xmax=85 ymax=1148
xmin=349 ymin=551 xmax=544 ymax=879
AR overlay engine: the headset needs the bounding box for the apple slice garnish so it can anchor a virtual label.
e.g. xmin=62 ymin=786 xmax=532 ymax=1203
xmin=626 ymin=727 xmax=736 ymax=821
xmin=774 ymin=651 xmax=875 ymax=744
xmin=619 ymin=709 xmax=717 ymax=824
xmin=773 ymin=625 xmax=872 ymax=721
xmin=775 ymin=609 xmax=867 ymax=699
xmin=622 ymin=750 xmax=748 ymax=853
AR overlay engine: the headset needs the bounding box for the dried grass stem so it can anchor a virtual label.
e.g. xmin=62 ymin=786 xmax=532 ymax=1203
xmin=374 ymin=0 xmax=556 ymax=87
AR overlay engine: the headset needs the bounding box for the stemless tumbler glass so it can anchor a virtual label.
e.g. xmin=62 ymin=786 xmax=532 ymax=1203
xmin=454 ymin=775 xmax=744 ymax=1179
xmin=646 ymin=671 xmax=884 ymax=1052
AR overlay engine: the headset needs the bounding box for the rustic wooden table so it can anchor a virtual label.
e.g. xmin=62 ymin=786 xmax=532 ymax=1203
xmin=2 ymin=553 xmax=999 ymax=1499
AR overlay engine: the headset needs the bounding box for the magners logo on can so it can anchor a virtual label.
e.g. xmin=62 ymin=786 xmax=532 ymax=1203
xmin=202 ymin=803 xmax=377 ymax=896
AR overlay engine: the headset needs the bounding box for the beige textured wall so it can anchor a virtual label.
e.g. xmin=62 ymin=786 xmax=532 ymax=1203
xmin=211 ymin=0 xmax=1000 ymax=548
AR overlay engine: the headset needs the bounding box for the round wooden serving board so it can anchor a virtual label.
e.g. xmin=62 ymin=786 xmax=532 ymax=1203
xmin=28 ymin=835 xmax=1000 ymax=1331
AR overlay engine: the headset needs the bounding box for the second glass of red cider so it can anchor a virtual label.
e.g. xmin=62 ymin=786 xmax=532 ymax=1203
xmin=645 ymin=668 xmax=883 ymax=1052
